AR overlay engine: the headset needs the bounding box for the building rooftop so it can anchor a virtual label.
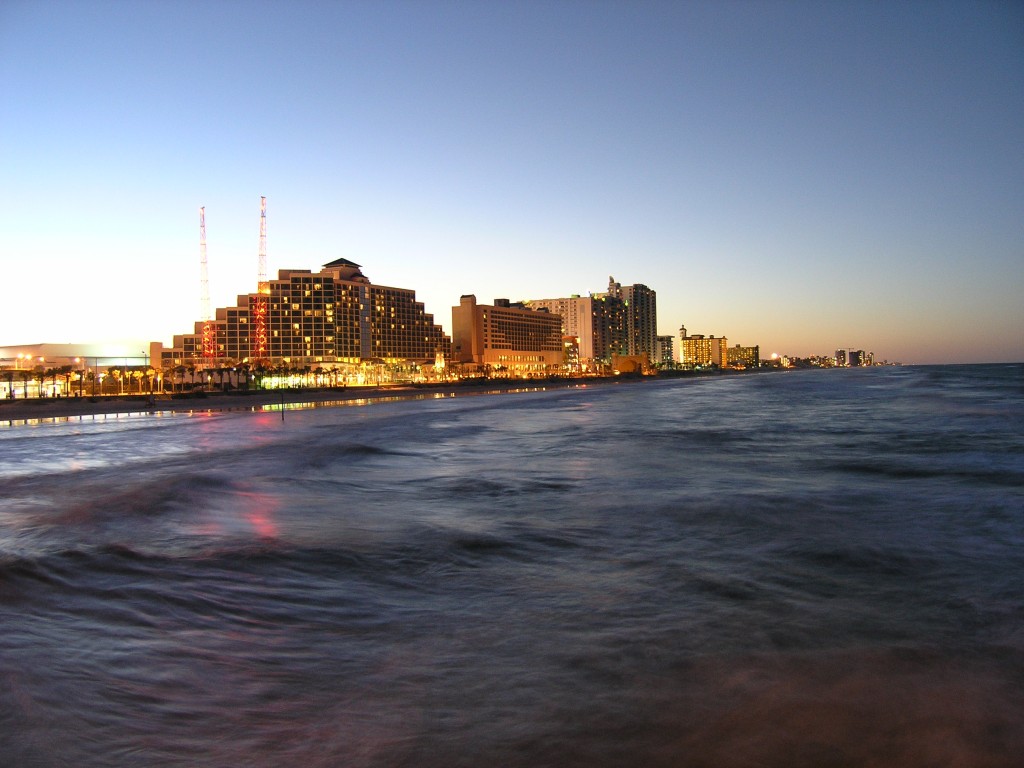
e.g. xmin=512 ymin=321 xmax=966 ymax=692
xmin=322 ymin=257 xmax=362 ymax=269
xmin=321 ymin=257 xmax=368 ymax=282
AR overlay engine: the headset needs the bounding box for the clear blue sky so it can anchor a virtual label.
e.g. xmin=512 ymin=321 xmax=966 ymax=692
xmin=2 ymin=0 xmax=1021 ymax=364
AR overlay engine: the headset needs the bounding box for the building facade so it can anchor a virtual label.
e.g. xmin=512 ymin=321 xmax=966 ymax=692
xmin=1 ymin=343 xmax=153 ymax=399
xmin=523 ymin=296 xmax=597 ymax=360
xmin=157 ymin=258 xmax=450 ymax=369
xmin=603 ymin=277 xmax=657 ymax=362
xmin=655 ymin=335 xmax=675 ymax=365
xmin=679 ymin=326 xmax=729 ymax=368
xmin=726 ymin=344 xmax=760 ymax=369
xmin=526 ymin=276 xmax=656 ymax=367
xmin=522 ymin=294 xmax=628 ymax=368
xmin=451 ymin=295 xmax=564 ymax=375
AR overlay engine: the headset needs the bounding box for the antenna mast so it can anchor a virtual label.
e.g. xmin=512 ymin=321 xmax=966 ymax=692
xmin=199 ymin=206 xmax=216 ymax=360
xmin=258 ymin=195 xmax=268 ymax=293
xmin=251 ymin=196 xmax=269 ymax=359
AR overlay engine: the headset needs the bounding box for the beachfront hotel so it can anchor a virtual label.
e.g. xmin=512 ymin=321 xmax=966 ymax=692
xmin=154 ymin=258 xmax=451 ymax=373
xmin=726 ymin=344 xmax=761 ymax=370
xmin=451 ymin=295 xmax=564 ymax=376
xmin=679 ymin=327 xmax=729 ymax=369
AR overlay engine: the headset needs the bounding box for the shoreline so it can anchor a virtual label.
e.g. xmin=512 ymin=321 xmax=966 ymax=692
xmin=0 ymin=375 xmax=652 ymax=426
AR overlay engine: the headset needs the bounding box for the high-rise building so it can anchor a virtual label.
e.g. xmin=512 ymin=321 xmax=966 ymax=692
xmin=523 ymin=275 xmax=654 ymax=367
xmin=158 ymin=258 xmax=450 ymax=368
xmin=451 ymin=296 xmax=564 ymax=375
xmin=522 ymin=293 xmax=627 ymax=368
xmin=523 ymin=296 xmax=598 ymax=360
xmin=590 ymin=293 xmax=628 ymax=362
xmin=604 ymin=277 xmax=657 ymax=361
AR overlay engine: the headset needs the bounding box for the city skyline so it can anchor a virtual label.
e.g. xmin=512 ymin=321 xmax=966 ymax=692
xmin=2 ymin=1 xmax=1021 ymax=364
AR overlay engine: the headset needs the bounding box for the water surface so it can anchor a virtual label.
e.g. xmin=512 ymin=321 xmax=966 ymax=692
xmin=2 ymin=365 xmax=1022 ymax=766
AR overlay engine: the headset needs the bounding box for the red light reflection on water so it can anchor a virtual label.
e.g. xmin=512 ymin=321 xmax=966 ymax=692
xmin=239 ymin=489 xmax=280 ymax=539
xmin=189 ymin=487 xmax=281 ymax=539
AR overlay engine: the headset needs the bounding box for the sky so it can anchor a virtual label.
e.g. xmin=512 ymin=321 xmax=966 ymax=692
xmin=1 ymin=0 xmax=1021 ymax=364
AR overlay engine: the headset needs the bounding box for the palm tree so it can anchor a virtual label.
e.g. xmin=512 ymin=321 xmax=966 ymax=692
xmin=15 ymin=370 xmax=30 ymax=398
xmin=31 ymin=366 xmax=46 ymax=398
xmin=251 ymin=362 xmax=266 ymax=390
xmin=58 ymin=365 xmax=74 ymax=396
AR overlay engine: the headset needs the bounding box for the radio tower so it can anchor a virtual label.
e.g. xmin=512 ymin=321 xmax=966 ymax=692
xmin=251 ymin=196 xmax=269 ymax=359
xmin=199 ymin=206 xmax=217 ymax=360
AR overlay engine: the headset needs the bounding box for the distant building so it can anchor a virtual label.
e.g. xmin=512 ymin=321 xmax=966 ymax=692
xmin=726 ymin=344 xmax=760 ymax=369
xmin=679 ymin=326 xmax=728 ymax=368
xmin=655 ymin=335 xmax=675 ymax=365
xmin=525 ymin=275 xmax=656 ymax=366
xmin=524 ymin=293 xmax=628 ymax=368
xmin=562 ymin=335 xmax=580 ymax=373
xmin=835 ymin=349 xmax=848 ymax=367
xmin=604 ymin=277 xmax=658 ymax=362
xmin=156 ymin=258 xmax=450 ymax=369
xmin=591 ymin=293 xmax=628 ymax=362
xmin=848 ymin=349 xmax=873 ymax=367
xmin=451 ymin=295 xmax=564 ymax=375
xmin=524 ymin=295 xmax=599 ymax=363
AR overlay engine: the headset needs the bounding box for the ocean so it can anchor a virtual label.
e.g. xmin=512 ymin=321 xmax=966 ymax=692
xmin=1 ymin=364 xmax=1022 ymax=767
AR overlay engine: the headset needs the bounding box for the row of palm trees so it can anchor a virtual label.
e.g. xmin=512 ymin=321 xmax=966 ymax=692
xmin=3 ymin=365 xmax=82 ymax=399
xmin=3 ymin=359 xmax=437 ymax=399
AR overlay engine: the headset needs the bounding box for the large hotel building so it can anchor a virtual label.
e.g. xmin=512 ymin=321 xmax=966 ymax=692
xmin=155 ymin=258 xmax=450 ymax=369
